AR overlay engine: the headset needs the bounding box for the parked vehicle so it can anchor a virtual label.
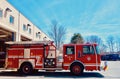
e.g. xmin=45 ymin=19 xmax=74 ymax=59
xmin=101 ymin=54 xmax=120 ymax=61
xmin=0 ymin=41 xmax=107 ymax=75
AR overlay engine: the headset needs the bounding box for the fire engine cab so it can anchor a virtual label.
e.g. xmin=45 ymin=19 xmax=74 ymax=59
xmin=1 ymin=41 xmax=106 ymax=75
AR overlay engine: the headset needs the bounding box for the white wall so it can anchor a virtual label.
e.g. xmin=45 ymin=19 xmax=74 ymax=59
xmin=19 ymin=13 xmax=33 ymax=40
xmin=0 ymin=0 xmax=51 ymax=41
xmin=0 ymin=0 xmax=19 ymax=32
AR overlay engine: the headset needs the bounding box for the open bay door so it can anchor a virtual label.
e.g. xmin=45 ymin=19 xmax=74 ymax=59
xmin=44 ymin=45 xmax=56 ymax=68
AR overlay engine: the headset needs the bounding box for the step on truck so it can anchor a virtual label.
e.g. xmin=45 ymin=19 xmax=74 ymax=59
xmin=0 ymin=41 xmax=107 ymax=75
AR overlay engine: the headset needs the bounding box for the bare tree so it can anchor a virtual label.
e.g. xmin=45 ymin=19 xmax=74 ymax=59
xmin=86 ymin=35 xmax=102 ymax=45
xmin=115 ymin=37 xmax=120 ymax=52
xmin=106 ymin=36 xmax=115 ymax=53
xmin=86 ymin=35 xmax=107 ymax=53
xmin=48 ymin=20 xmax=66 ymax=49
xmin=100 ymin=44 xmax=107 ymax=53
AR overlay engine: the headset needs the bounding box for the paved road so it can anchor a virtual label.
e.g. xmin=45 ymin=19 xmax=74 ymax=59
xmin=101 ymin=61 xmax=120 ymax=79
xmin=0 ymin=61 xmax=120 ymax=79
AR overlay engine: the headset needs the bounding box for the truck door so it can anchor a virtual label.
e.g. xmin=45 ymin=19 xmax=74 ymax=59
xmin=81 ymin=45 xmax=98 ymax=70
xmin=63 ymin=45 xmax=75 ymax=67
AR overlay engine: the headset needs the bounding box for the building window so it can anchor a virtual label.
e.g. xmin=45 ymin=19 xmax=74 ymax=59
xmin=9 ymin=15 xmax=14 ymax=24
xmin=29 ymin=28 xmax=31 ymax=34
xmin=0 ymin=10 xmax=3 ymax=18
xmin=23 ymin=24 xmax=27 ymax=31
xmin=36 ymin=33 xmax=40 ymax=39
xmin=36 ymin=33 xmax=39 ymax=38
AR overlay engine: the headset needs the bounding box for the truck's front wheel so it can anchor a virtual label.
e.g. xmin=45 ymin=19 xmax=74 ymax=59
xmin=19 ymin=63 xmax=33 ymax=75
xmin=70 ymin=63 xmax=84 ymax=75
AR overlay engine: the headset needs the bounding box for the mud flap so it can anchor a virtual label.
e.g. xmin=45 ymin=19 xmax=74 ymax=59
xmin=100 ymin=61 xmax=108 ymax=71
xmin=103 ymin=61 xmax=108 ymax=71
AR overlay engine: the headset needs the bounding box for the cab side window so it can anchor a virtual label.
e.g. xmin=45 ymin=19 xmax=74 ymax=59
xmin=83 ymin=46 xmax=94 ymax=54
xmin=66 ymin=46 xmax=74 ymax=55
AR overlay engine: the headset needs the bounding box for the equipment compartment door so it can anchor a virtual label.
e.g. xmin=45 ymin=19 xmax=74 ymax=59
xmin=44 ymin=45 xmax=56 ymax=68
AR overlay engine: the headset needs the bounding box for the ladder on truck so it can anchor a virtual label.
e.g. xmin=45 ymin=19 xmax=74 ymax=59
xmin=5 ymin=41 xmax=54 ymax=45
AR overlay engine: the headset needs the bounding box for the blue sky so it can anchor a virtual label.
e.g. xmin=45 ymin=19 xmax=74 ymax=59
xmin=8 ymin=0 xmax=120 ymax=43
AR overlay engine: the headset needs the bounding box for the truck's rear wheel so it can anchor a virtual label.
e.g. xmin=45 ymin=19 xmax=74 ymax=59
xmin=70 ymin=63 xmax=84 ymax=75
xmin=19 ymin=63 xmax=33 ymax=75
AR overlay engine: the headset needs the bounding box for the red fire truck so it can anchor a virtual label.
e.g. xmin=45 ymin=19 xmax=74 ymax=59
xmin=0 ymin=41 xmax=106 ymax=75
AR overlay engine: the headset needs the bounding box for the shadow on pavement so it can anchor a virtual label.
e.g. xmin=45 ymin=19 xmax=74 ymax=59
xmin=0 ymin=71 xmax=104 ymax=78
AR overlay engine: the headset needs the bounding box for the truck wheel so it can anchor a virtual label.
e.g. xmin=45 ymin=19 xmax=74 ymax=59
xmin=20 ymin=63 xmax=33 ymax=75
xmin=70 ymin=63 xmax=84 ymax=75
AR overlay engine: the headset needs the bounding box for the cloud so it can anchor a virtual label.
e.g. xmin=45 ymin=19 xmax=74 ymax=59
xmin=45 ymin=0 xmax=65 ymax=9
xmin=64 ymin=28 xmax=74 ymax=43
xmin=90 ymin=0 xmax=120 ymax=25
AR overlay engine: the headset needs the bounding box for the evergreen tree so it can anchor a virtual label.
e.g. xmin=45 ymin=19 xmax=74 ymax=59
xmin=71 ymin=33 xmax=84 ymax=44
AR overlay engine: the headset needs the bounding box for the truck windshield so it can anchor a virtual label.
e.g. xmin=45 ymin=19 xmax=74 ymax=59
xmin=96 ymin=46 xmax=100 ymax=54
xmin=83 ymin=46 xmax=94 ymax=54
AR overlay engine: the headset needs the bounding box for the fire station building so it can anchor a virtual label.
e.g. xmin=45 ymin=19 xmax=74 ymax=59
xmin=0 ymin=0 xmax=51 ymax=52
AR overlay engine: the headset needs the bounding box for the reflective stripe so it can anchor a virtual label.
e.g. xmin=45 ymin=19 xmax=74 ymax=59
xmin=36 ymin=63 xmax=43 ymax=66
xmin=8 ymin=48 xmax=24 ymax=50
xmin=19 ymin=56 xmax=24 ymax=58
xmin=85 ymin=64 xmax=100 ymax=66
xmin=63 ymin=64 xmax=70 ymax=66
xmin=30 ymin=56 xmax=36 ymax=58
xmin=84 ymin=63 xmax=100 ymax=67
xmin=8 ymin=48 xmax=43 ymax=50
xmin=63 ymin=63 xmax=100 ymax=67
xmin=8 ymin=56 xmax=24 ymax=58
xmin=8 ymin=56 xmax=18 ymax=58
xmin=8 ymin=55 xmax=41 ymax=59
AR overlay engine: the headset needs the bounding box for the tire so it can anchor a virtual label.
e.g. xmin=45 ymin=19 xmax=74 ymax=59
xmin=19 ymin=63 xmax=33 ymax=75
xmin=70 ymin=63 xmax=84 ymax=75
